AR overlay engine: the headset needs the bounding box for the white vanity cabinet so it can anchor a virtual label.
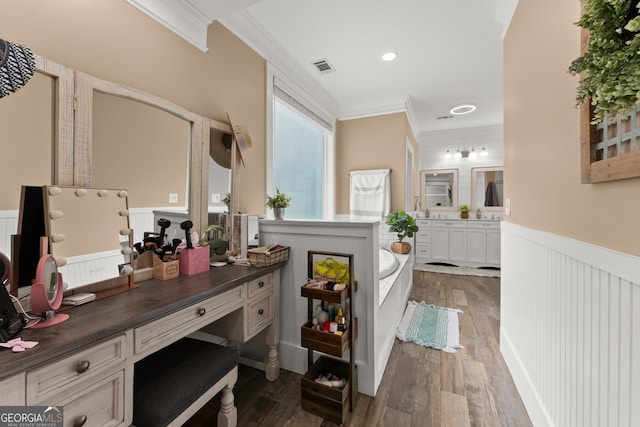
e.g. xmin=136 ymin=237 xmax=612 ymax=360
xmin=415 ymin=219 xmax=500 ymax=268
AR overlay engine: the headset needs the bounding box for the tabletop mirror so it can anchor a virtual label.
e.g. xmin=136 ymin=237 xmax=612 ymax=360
xmin=420 ymin=168 xmax=458 ymax=210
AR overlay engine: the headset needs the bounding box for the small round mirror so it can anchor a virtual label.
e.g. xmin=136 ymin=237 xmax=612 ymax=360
xmin=42 ymin=256 xmax=58 ymax=301
xmin=30 ymin=254 xmax=69 ymax=328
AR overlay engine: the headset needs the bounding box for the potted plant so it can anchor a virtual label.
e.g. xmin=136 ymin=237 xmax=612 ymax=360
xmin=266 ymin=188 xmax=291 ymax=220
xmin=459 ymin=204 xmax=471 ymax=219
xmin=200 ymin=224 xmax=229 ymax=260
xmin=386 ymin=210 xmax=419 ymax=254
xmin=222 ymin=193 xmax=231 ymax=213
xmin=568 ymin=0 xmax=640 ymax=123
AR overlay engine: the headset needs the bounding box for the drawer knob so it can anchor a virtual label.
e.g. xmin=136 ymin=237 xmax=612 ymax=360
xmin=73 ymin=415 xmax=87 ymax=427
xmin=258 ymin=281 xmax=265 ymax=288
xmin=258 ymin=309 xmax=264 ymax=315
xmin=197 ymin=307 xmax=206 ymax=316
xmin=75 ymin=360 xmax=90 ymax=374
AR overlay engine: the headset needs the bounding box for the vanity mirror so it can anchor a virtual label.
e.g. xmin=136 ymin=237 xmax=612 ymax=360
xmin=74 ymin=71 xmax=233 ymax=246
xmin=420 ymin=169 xmax=458 ymax=209
xmin=0 ymin=54 xmax=74 ymax=213
xmin=471 ymin=166 xmax=504 ymax=210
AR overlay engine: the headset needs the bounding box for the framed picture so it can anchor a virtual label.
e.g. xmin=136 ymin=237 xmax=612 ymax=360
xmin=307 ymin=251 xmax=353 ymax=286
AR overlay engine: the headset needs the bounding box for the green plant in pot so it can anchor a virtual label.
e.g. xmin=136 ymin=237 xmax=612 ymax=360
xmin=459 ymin=204 xmax=471 ymax=219
xmin=386 ymin=210 xmax=419 ymax=254
xmin=222 ymin=193 xmax=231 ymax=213
xmin=266 ymin=188 xmax=291 ymax=220
xmin=568 ymin=0 xmax=640 ymax=123
xmin=200 ymin=224 xmax=229 ymax=261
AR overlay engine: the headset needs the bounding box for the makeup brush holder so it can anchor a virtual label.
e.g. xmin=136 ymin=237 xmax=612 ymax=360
xmin=179 ymin=246 xmax=210 ymax=276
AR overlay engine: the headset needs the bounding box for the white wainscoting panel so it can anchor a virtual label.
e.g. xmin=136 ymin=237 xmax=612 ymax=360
xmin=0 ymin=211 xmax=19 ymax=258
xmin=501 ymin=221 xmax=640 ymax=427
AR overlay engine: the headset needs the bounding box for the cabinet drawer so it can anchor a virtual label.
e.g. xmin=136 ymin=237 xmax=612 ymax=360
xmin=468 ymin=221 xmax=500 ymax=230
xmin=134 ymin=286 xmax=244 ymax=356
xmin=432 ymin=220 xmax=467 ymax=229
xmin=248 ymin=273 xmax=273 ymax=299
xmin=416 ymin=219 xmax=431 ymax=227
xmin=58 ymin=369 xmax=126 ymax=427
xmin=27 ymin=335 xmax=127 ymax=404
xmin=415 ymin=244 xmax=432 ymax=259
xmin=0 ymin=373 xmax=25 ymax=405
xmin=247 ymin=293 xmax=273 ymax=339
xmin=416 ymin=228 xmax=431 ymax=243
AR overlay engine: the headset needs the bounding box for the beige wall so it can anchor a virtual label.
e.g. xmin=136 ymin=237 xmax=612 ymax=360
xmin=336 ymin=112 xmax=417 ymax=214
xmin=1 ymin=0 xmax=266 ymax=214
xmin=505 ymin=0 xmax=640 ymax=256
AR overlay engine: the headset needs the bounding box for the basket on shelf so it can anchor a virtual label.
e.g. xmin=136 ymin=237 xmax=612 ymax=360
xmin=248 ymin=244 xmax=290 ymax=267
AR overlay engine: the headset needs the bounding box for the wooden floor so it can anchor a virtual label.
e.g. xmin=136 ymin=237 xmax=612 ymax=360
xmin=184 ymin=271 xmax=533 ymax=427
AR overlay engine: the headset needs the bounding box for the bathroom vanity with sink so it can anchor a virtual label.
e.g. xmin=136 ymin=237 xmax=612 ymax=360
xmin=415 ymin=219 xmax=501 ymax=267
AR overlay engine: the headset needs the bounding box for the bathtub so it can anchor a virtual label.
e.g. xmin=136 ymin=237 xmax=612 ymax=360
xmin=379 ymin=246 xmax=400 ymax=279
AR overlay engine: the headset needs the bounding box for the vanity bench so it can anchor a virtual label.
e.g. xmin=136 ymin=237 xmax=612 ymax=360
xmin=0 ymin=263 xmax=282 ymax=427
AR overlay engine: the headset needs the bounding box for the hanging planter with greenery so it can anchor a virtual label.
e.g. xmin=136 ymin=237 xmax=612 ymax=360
xmin=568 ymin=0 xmax=640 ymax=123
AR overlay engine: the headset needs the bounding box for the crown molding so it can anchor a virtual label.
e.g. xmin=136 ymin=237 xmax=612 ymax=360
xmin=220 ymin=10 xmax=339 ymax=115
xmin=337 ymin=95 xmax=418 ymax=133
xmin=127 ymin=0 xmax=211 ymax=52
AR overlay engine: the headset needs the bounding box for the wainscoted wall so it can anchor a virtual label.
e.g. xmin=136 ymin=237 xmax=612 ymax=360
xmin=0 ymin=211 xmax=18 ymax=257
xmin=500 ymin=222 xmax=640 ymax=427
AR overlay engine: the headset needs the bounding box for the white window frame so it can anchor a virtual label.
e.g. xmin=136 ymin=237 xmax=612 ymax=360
xmin=266 ymin=63 xmax=335 ymax=219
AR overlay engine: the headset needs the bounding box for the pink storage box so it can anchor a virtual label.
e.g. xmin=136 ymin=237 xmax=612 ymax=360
xmin=179 ymin=246 xmax=210 ymax=276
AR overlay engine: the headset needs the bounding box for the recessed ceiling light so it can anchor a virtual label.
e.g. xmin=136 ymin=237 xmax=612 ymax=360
xmin=450 ymin=104 xmax=476 ymax=115
xmin=381 ymin=51 xmax=397 ymax=61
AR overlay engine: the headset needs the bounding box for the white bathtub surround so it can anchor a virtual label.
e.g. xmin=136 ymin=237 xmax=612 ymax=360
xmin=259 ymin=217 xmax=413 ymax=396
xmin=501 ymin=221 xmax=640 ymax=427
xmin=349 ymin=169 xmax=390 ymax=219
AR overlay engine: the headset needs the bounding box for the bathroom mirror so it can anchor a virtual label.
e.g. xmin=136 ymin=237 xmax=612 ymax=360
xmin=420 ymin=169 xmax=458 ymax=209
xmin=0 ymin=55 xmax=74 ymax=211
xmin=471 ymin=166 xmax=504 ymax=211
xmin=74 ymin=71 xmax=233 ymax=249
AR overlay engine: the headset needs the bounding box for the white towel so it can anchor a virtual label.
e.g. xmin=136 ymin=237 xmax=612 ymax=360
xmin=349 ymin=169 xmax=390 ymax=219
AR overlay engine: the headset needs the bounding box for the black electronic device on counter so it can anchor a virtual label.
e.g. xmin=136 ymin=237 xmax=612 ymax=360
xmin=0 ymin=285 xmax=25 ymax=342
xmin=1 ymin=250 xmax=26 ymax=342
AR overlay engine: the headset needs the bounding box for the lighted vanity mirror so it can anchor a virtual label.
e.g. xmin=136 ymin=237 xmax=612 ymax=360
xmin=471 ymin=166 xmax=504 ymax=210
xmin=420 ymin=169 xmax=458 ymax=209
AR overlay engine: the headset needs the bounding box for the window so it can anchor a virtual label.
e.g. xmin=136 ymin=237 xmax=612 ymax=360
xmin=267 ymin=67 xmax=335 ymax=219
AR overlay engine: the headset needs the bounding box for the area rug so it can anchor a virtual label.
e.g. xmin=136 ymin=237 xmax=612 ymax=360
xmin=414 ymin=263 xmax=501 ymax=278
xmin=396 ymin=300 xmax=463 ymax=353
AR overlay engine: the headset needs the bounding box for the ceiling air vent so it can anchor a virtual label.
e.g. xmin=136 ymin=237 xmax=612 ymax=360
xmin=312 ymin=58 xmax=336 ymax=74
xmin=437 ymin=115 xmax=454 ymax=120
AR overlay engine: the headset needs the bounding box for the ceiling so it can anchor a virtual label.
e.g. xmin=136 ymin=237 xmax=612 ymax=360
xmin=128 ymin=0 xmax=519 ymax=136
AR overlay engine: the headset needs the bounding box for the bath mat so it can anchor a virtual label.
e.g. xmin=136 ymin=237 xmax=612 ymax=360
xmin=414 ymin=263 xmax=501 ymax=278
xmin=396 ymin=300 xmax=463 ymax=353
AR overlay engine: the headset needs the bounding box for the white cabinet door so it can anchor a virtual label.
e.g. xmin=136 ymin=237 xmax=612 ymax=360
xmin=449 ymin=228 xmax=467 ymax=262
xmin=486 ymin=229 xmax=501 ymax=265
xmin=467 ymin=228 xmax=487 ymax=263
xmin=431 ymin=228 xmax=449 ymax=261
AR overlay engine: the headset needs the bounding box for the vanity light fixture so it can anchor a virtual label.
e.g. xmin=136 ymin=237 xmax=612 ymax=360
xmin=450 ymin=104 xmax=477 ymax=115
xmin=381 ymin=51 xmax=397 ymax=61
xmin=443 ymin=146 xmax=487 ymax=160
